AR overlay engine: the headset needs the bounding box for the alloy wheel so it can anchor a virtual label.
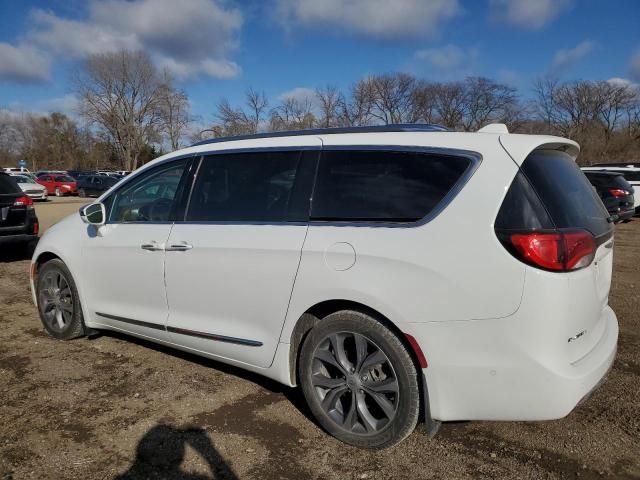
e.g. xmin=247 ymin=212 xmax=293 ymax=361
xmin=38 ymin=270 xmax=74 ymax=332
xmin=310 ymin=332 xmax=399 ymax=435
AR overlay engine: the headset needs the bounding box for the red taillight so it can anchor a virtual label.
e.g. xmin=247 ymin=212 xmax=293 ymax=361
xmin=13 ymin=195 xmax=33 ymax=207
xmin=609 ymin=188 xmax=628 ymax=198
xmin=508 ymin=229 xmax=595 ymax=272
xmin=33 ymin=222 xmax=39 ymax=235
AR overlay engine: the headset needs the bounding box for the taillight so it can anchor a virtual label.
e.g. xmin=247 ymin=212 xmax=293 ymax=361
xmin=13 ymin=195 xmax=33 ymax=207
xmin=609 ymin=188 xmax=629 ymax=197
xmin=33 ymin=222 xmax=39 ymax=235
xmin=503 ymin=229 xmax=596 ymax=272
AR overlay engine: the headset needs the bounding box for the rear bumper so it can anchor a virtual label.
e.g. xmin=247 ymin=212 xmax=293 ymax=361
xmin=0 ymin=233 xmax=38 ymax=245
xmin=617 ymin=208 xmax=635 ymax=222
xmin=413 ymin=306 xmax=618 ymax=421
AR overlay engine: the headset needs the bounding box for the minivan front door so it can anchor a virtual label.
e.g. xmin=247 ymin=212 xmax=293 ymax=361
xmin=82 ymin=158 xmax=192 ymax=340
xmin=164 ymin=148 xmax=318 ymax=368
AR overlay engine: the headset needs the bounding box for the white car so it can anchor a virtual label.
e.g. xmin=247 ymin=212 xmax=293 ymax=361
xmin=30 ymin=124 xmax=618 ymax=448
xmin=10 ymin=174 xmax=48 ymax=201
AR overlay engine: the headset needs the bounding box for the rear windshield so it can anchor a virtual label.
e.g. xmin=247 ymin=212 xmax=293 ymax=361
xmin=522 ymin=150 xmax=611 ymax=239
xmin=0 ymin=174 xmax=20 ymax=194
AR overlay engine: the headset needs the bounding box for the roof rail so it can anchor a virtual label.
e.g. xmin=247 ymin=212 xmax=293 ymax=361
xmin=191 ymin=123 xmax=449 ymax=147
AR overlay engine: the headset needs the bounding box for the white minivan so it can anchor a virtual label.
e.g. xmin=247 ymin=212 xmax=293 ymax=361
xmin=30 ymin=124 xmax=618 ymax=448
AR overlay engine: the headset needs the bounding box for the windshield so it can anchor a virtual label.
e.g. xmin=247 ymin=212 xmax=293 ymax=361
xmin=13 ymin=175 xmax=35 ymax=183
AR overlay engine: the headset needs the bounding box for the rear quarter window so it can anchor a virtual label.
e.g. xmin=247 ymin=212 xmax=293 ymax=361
xmin=311 ymin=150 xmax=472 ymax=222
xmin=522 ymin=150 xmax=612 ymax=239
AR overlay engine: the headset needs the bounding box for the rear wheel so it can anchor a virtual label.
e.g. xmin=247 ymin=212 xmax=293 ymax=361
xmin=298 ymin=310 xmax=420 ymax=448
xmin=55 ymin=187 xmax=62 ymax=197
xmin=78 ymin=188 xmax=86 ymax=198
xmin=36 ymin=259 xmax=85 ymax=340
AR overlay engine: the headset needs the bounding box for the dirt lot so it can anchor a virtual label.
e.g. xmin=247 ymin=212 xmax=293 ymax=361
xmin=1 ymin=201 xmax=639 ymax=479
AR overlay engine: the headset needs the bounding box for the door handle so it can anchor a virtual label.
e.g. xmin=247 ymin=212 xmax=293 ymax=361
xmin=141 ymin=242 xmax=164 ymax=251
xmin=165 ymin=242 xmax=193 ymax=252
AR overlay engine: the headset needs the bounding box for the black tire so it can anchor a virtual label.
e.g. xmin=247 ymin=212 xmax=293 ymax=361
xmin=36 ymin=259 xmax=86 ymax=340
xmin=78 ymin=189 xmax=86 ymax=198
xmin=298 ymin=310 xmax=420 ymax=449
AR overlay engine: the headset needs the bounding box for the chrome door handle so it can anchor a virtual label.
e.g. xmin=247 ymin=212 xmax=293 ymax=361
xmin=141 ymin=242 xmax=163 ymax=251
xmin=165 ymin=242 xmax=193 ymax=252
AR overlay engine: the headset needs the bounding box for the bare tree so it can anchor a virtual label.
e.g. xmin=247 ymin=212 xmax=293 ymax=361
xmin=269 ymin=95 xmax=315 ymax=131
xmin=460 ymin=77 xmax=518 ymax=131
xmin=338 ymin=79 xmax=374 ymax=126
xmin=315 ymin=85 xmax=342 ymax=127
xmin=433 ymin=82 xmax=466 ymax=129
xmin=214 ymin=88 xmax=269 ymax=136
xmin=158 ymin=71 xmax=191 ymax=150
xmin=368 ymin=73 xmax=417 ymax=124
xmin=75 ymin=50 xmax=164 ymax=171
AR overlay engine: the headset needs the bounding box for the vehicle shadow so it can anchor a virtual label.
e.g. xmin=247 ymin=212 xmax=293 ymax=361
xmin=115 ymin=424 xmax=238 ymax=480
xmin=0 ymin=239 xmax=38 ymax=263
xmin=97 ymin=331 xmax=315 ymax=425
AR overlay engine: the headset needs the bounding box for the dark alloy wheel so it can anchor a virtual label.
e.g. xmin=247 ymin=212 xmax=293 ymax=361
xmin=299 ymin=311 xmax=420 ymax=448
xmin=36 ymin=259 xmax=86 ymax=340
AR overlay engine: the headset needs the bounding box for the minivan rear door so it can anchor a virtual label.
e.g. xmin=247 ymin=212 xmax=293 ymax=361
xmin=518 ymin=150 xmax=614 ymax=362
xmin=164 ymin=146 xmax=319 ymax=368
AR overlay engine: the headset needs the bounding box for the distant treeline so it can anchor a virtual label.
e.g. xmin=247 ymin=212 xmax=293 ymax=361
xmin=1 ymin=50 xmax=639 ymax=170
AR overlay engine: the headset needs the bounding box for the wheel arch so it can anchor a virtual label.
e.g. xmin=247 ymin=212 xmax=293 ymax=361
xmin=287 ymin=299 xmax=426 ymax=387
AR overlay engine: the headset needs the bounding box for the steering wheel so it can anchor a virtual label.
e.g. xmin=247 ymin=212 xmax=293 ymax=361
xmin=138 ymin=197 xmax=173 ymax=221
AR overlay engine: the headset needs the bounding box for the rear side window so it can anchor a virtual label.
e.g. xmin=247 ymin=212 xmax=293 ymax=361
xmin=186 ymin=151 xmax=305 ymax=222
xmin=0 ymin=174 xmax=19 ymax=194
xmin=522 ymin=150 xmax=611 ymax=239
xmin=311 ymin=150 xmax=471 ymax=222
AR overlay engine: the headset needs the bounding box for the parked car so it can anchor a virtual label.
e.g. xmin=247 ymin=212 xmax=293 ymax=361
xmin=36 ymin=174 xmax=77 ymax=197
xmin=0 ymin=172 xmax=39 ymax=248
xmin=583 ymin=164 xmax=640 ymax=214
xmin=77 ymin=175 xmax=120 ymax=197
xmin=9 ymin=174 xmax=48 ymax=201
xmin=31 ymin=124 xmax=618 ymax=448
xmin=66 ymin=170 xmax=96 ymax=180
xmin=582 ymin=171 xmax=635 ymax=223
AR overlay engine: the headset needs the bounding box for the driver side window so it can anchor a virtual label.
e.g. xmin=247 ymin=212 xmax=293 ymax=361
xmin=108 ymin=160 xmax=188 ymax=223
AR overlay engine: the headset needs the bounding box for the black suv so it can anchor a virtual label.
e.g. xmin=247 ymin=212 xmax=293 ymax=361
xmin=583 ymin=171 xmax=635 ymax=223
xmin=0 ymin=172 xmax=39 ymax=247
xmin=77 ymin=175 xmax=120 ymax=197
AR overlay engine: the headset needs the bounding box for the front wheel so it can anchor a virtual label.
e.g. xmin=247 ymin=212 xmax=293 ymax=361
xmin=36 ymin=259 xmax=86 ymax=340
xmin=55 ymin=187 xmax=62 ymax=197
xmin=78 ymin=188 xmax=86 ymax=198
xmin=298 ymin=310 xmax=420 ymax=449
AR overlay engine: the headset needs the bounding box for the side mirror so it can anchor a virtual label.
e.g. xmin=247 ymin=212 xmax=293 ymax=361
xmin=80 ymin=202 xmax=106 ymax=226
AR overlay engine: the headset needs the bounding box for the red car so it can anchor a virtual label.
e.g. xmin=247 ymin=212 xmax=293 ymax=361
xmin=37 ymin=174 xmax=77 ymax=197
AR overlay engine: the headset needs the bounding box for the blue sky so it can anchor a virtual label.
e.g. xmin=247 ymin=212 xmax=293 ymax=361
xmin=1 ymin=0 xmax=639 ymax=126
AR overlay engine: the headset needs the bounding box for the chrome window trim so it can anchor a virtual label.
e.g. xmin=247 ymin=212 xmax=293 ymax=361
xmin=106 ymin=145 xmax=481 ymax=229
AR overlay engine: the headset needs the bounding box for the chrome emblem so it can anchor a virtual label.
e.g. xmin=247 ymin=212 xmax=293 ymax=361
xmin=568 ymin=330 xmax=587 ymax=343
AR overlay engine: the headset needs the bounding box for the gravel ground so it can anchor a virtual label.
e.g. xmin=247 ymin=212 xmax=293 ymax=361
xmin=0 ymin=204 xmax=639 ymax=480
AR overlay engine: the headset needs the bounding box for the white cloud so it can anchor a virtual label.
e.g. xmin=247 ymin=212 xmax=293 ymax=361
xmin=414 ymin=45 xmax=478 ymax=71
xmin=27 ymin=0 xmax=242 ymax=80
xmin=607 ymin=77 xmax=639 ymax=90
xmin=550 ymin=40 xmax=595 ymax=73
xmin=278 ymin=87 xmax=316 ymax=103
xmin=38 ymin=94 xmax=80 ymax=115
xmin=0 ymin=42 xmax=50 ymax=83
xmin=490 ymin=0 xmax=572 ymax=30
xmin=276 ymin=0 xmax=461 ymax=38
xmin=630 ymin=49 xmax=640 ymax=81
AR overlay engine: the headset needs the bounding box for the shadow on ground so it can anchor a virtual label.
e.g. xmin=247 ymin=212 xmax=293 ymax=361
xmin=116 ymin=425 xmax=238 ymax=480
xmin=0 ymin=239 xmax=37 ymax=263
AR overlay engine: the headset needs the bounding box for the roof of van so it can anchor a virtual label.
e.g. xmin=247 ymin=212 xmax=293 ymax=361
xmin=191 ymin=123 xmax=450 ymax=146
xmin=138 ymin=123 xmax=579 ymax=174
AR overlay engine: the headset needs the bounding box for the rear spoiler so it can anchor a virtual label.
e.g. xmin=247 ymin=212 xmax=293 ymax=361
xmin=498 ymin=134 xmax=580 ymax=166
